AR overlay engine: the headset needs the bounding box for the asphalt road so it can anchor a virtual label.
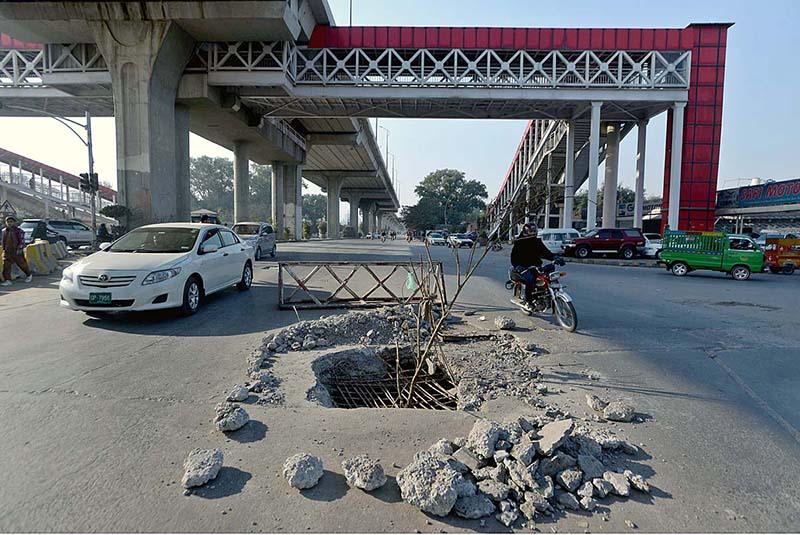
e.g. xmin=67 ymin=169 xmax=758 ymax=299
xmin=0 ymin=239 xmax=798 ymax=532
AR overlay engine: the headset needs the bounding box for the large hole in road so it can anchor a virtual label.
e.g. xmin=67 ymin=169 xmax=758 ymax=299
xmin=310 ymin=346 xmax=457 ymax=410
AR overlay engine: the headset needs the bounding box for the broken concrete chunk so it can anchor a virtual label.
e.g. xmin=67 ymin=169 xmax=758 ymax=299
xmin=452 ymin=436 xmax=466 ymax=448
xmin=510 ymin=435 xmax=538 ymax=466
xmin=603 ymin=471 xmax=631 ymax=496
xmin=453 ymin=493 xmax=496 ymax=519
xmin=577 ymin=480 xmax=595 ymax=499
xmin=493 ymin=449 xmax=510 ymax=464
xmin=283 ymin=453 xmax=324 ymax=490
xmin=537 ymin=452 xmax=577 ymax=477
xmin=557 ymin=491 xmax=581 ymax=510
xmin=428 ymin=439 xmax=455 ymax=456
xmin=586 ymin=393 xmax=608 ymax=412
xmin=341 ymin=455 xmax=387 ymax=491
xmin=495 ymin=499 xmax=519 ymax=526
xmin=397 ymin=454 xmax=461 ymax=516
xmin=494 ymin=316 xmax=516 ymax=330
xmin=467 ymin=419 xmax=502 ymax=459
xmin=226 ymin=384 xmax=249 ymax=402
xmin=592 ymin=477 xmax=613 ymax=498
xmin=505 ymin=458 xmax=538 ymax=490
xmin=532 ymin=475 xmax=555 ymax=499
xmin=477 ymin=479 xmax=511 ymax=502
xmin=454 ymin=473 xmax=477 ymax=498
xmin=181 ymin=448 xmax=223 ymax=488
xmin=578 ymin=453 xmax=606 ymax=480
xmin=556 ymin=468 xmax=583 ymax=493
xmin=534 ymin=418 xmax=574 ymax=456
xmin=213 ymin=402 xmax=250 ymax=432
xmin=452 ymin=446 xmax=484 ymax=472
xmin=603 ymin=401 xmax=635 ymax=422
xmin=580 ymin=496 xmax=597 ymax=511
xmin=624 ymin=470 xmax=651 ymax=493
xmin=524 ymin=490 xmax=553 ymax=513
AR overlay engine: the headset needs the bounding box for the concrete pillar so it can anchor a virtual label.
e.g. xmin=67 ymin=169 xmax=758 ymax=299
xmin=633 ymin=119 xmax=648 ymax=229
xmin=283 ymin=164 xmax=303 ymax=240
xmin=90 ymin=20 xmax=195 ymax=228
xmin=544 ymin=153 xmax=553 ymax=229
xmin=175 ymin=103 xmax=191 ymax=221
xmin=271 ymin=162 xmax=285 ymax=237
xmin=587 ymin=101 xmax=602 ymax=231
xmin=563 ymin=121 xmax=576 ymax=230
xmin=326 ymin=176 xmax=342 ymax=239
xmin=347 ymin=192 xmax=362 ymax=232
xmin=667 ymin=102 xmax=687 ymax=230
xmin=58 ymin=175 xmax=64 ymax=202
xmin=233 ymin=141 xmax=250 ymax=223
xmin=602 ymin=123 xmax=620 ymax=228
xmin=368 ymin=203 xmax=378 ymax=234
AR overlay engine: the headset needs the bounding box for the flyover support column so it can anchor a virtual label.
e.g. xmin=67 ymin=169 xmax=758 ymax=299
xmin=633 ymin=119 xmax=648 ymax=229
xmin=667 ymin=102 xmax=686 ymax=230
xmin=347 ymin=192 xmax=362 ymax=234
xmin=271 ymin=162 xmax=285 ymax=237
xmin=283 ymin=164 xmax=303 ymax=240
xmin=326 ymin=176 xmax=342 ymax=239
xmin=233 ymin=141 xmax=250 ymax=224
xmin=587 ymin=101 xmax=603 ymax=231
xmin=602 ymin=123 xmax=620 ymax=228
xmin=562 ymin=120 xmax=576 ymax=229
xmin=90 ymin=20 xmax=195 ymax=228
xmin=175 ymin=104 xmax=191 ymax=221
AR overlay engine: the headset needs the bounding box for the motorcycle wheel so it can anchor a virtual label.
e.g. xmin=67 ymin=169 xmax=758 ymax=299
xmin=554 ymin=295 xmax=578 ymax=332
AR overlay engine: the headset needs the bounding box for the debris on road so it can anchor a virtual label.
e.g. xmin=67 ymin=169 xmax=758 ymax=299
xmin=603 ymin=400 xmax=636 ymax=422
xmin=213 ymin=402 xmax=249 ymax=432
xmin=494 ymin=316 xmax=516 ymax=330
xmin=283 ymin=453 xmax=324 ymax=490
xmin=226 ymin=384 xmax=249 ymax=402
xmin=181 ymin=448 xmax=223 ymax=488
xmin=341 ymin=455 xmax=387 ymax=491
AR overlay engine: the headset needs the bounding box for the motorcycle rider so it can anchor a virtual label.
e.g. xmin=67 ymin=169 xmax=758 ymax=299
xmin=510 ymin=223 xmax=557 ymax=306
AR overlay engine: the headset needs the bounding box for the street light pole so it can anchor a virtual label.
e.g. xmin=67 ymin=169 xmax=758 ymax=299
xmin=85 ymin=110 xmax=97 ymax=250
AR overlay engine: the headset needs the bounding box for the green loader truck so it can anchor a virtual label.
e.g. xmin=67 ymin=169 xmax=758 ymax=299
xmin=658 ymin=231 xmax=764 ymax=281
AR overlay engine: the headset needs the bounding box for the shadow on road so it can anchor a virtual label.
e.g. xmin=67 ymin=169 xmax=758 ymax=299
xmin=226 ymin=420 xmax=268 ymax=443
xmin=192 ymin=467 xmax=251 ymax=499
xmin=299 ymin=470 xmax=348 ymax=502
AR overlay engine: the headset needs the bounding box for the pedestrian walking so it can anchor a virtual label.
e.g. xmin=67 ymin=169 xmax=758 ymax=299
xmin=2 ymin=216 xmax=33 ymax=286
xmin=97 ymin=223 xmax=112 ymax=243
xmin=30 ymin=220 xmax=48 ymax=242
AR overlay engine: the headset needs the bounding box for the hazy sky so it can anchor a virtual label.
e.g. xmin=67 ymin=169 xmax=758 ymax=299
xmin=0 ymin=0 xmax=797 ymax=207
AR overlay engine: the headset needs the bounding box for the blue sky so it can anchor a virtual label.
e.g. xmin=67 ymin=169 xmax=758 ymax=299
xmin=0 ymin=0 xmax=797 ymax=207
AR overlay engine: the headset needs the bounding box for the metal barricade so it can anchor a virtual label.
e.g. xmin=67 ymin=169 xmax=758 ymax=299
xmin=278 ymin=261 xmax=446 ymax=309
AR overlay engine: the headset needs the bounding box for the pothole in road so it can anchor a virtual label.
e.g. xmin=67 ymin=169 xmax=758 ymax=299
xmin=309 ymin=346 xmax=457 ymax=410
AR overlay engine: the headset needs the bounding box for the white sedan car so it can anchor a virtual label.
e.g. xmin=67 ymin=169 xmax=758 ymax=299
xmin=60 ymin=223 xmax=254 ymax=316
xmin=426 ymin=232 xmax=447 ymax=246
xmin=642 ymin=233 xmax=663 ymax=258
xmin=447 ymin=234 xmax=474 ymax=248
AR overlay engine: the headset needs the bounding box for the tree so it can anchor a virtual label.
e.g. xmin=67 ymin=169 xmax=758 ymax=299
xmin=249 ymin=164 xmax=272 ymax=222
xmin=302 ymin=194 xmax=327 ymax=223
xmin=400 ymin=196 xmax=443 ymax=231
xmin=190 ymin=156 xmax=234 ymax=222
xmin=413 ymin=169 xmax=488 ymax=227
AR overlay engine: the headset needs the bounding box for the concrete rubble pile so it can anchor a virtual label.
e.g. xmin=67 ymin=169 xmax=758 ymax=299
xmin=397 ymin=416 xmax=650 ymax=526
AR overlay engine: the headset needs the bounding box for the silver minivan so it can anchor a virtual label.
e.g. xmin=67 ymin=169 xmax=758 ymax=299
xmin=232 ymin=222 xmax=276 ymax=260
xmin=539 ymin=228 xmax=581 ymax=254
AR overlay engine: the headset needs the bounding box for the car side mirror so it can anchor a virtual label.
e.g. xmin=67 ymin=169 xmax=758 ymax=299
xmin=201 ymin=243 xmax=219 ymax=254
xmin=99 ymin=242 xmax=112 ymax=251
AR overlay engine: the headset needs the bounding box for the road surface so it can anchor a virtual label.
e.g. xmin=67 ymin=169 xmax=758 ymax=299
xmin=0 ymin=239 xmax=798 ymax=532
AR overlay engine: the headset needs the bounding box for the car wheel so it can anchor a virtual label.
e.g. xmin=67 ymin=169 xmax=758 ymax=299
xmin=270 ymin=244 xmax=276 ymax=257
xmin=621 ymin=246 xmax=635 ymax=259
xmin=575 ymin=245 xmax=591 ymax=259
xmin=255 ymin=247 xmax=261 ymax=261
xmin=782 ymin=264 xmax=796 ymax=275
xmin=180 ymin=276 xmax=202 ymax=315
xmin=731 ymin=265 xmax=751 ymax=281
xmin=58 ymin=236 xmax=68 ymax=245
xmin=671 ymin=262 xmax=689 ymax=277
xmin=237 ymin=262 xmax=253 ymax=291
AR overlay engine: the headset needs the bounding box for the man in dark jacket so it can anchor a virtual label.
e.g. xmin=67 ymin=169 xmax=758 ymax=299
xmin=2 ymin=216 xmax=33 ymax=285
xmin=510 ymin=223 xmax=556 ymax=304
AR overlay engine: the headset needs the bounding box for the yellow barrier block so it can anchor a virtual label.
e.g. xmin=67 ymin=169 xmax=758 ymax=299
xmin=25 ymin=242 xmax=54 ymax=275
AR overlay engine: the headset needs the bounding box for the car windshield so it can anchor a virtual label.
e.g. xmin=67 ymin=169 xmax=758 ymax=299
xmin=19 ymin=222 xmax=37 ymax=229
xmin=583 ymin=230 xmax=598 ymax=238
xmin=109 ymin=227 xmax=200 ymax=253
xmin=232 ymin=224 xmax=260 ymax=236
xmin=430 ymin=233 xmax=443 ymax=238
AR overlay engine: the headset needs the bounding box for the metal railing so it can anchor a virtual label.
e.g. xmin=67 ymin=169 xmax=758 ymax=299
xmin=278 ymin=261 xmax=446 ymax=309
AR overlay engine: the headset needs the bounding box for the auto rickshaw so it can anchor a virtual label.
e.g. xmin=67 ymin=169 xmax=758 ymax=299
xmin=765 ymin=238 xmax=800 ymax=275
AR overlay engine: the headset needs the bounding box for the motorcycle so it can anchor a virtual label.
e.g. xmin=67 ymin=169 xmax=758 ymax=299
xmin=505 ymin=258 xmax=578 ymax=332
xmin=490 ymin=242 xmax=503 ymax=251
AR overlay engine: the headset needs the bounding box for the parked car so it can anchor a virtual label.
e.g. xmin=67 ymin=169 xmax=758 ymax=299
xmin=539 ymin=228 xmax=581 ymax=254
xmin=658 ymin=231 xmax=764 ymax=280
xmin=232 ymin=221 xmax=276 ymax=260
xmin=59 ymin=223 xmax=254 ymax=316
xmin=21 ymin=218 xmax=93 ymax=246
xmin=426 ymin=232 xmax=447 ymax=246
xmin=564 ymin=228 xmax=646 ymax=259
xmin=447 ymin=233 xmax=474 ymax=248
xmin=755 ymin=232 xmax=797 ymax=249
xmin=642 ymin=233 xmax=663 ymax=258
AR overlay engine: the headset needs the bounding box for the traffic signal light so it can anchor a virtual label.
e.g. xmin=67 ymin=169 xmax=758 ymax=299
xmin=79 ymin=173 xmax=99 ymax=193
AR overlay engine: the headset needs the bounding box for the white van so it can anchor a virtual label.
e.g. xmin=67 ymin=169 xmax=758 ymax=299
xmin=539 ymin=228 xmax=581 ymax=254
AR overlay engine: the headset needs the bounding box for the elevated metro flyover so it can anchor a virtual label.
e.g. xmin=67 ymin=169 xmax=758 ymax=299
xmin=0 ymin=2 xmax=730 ymax=237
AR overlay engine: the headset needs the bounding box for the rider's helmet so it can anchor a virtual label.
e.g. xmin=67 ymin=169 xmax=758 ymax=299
xmin=520 ymin=223 xmax=538 ymax=238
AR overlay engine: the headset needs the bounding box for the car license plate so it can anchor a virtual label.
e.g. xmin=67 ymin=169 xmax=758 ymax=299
xmin=89 ymin=292 xmax=112 ymax=305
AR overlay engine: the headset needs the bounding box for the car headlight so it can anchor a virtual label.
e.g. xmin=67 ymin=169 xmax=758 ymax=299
xmin=61 ymin=266 xmax=74 ymax=283
xmin=142 ymin=267 xmax=182 ymax=285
